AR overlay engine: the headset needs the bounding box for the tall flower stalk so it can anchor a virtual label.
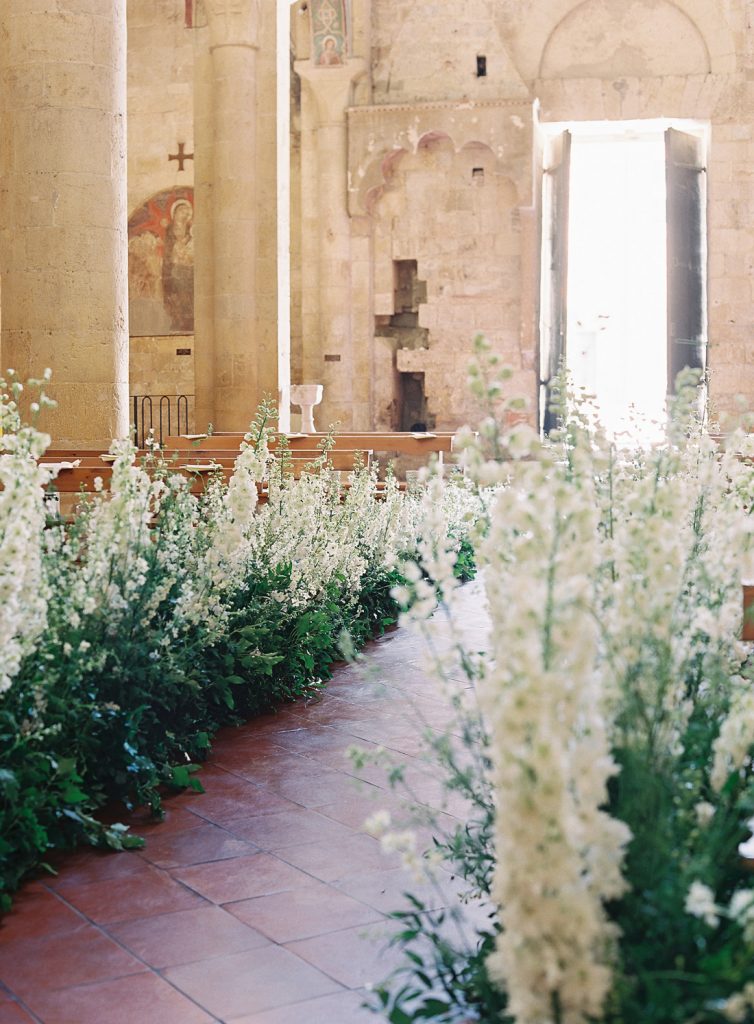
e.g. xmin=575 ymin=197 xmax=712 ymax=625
xmin=0 ymin=372 xmax=55 ymax=694
xmin=479 ymin=431 xmax=630 ymax=1024
xmin=375 ymin=340 xmax=754 ymax=1024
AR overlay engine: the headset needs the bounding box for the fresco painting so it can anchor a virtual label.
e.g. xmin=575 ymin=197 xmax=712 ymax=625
xmin=311 ymin=0 xmax=348 ymax=66
xmin=128 ymin=187 xmax=194 ymax=336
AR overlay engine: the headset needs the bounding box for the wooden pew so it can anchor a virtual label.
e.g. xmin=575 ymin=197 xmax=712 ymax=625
xmin=37 ymin=445 xmax=371 ymax=509
xmin=152 ymin=449 xmax=371 ymax=473
xmin=42 ymin=448 xmax=371 ymax=472
xmin=41 ymin=463 xmax=234 ymax=497
xmin=164 ymin=431 xmax=456 ymax=466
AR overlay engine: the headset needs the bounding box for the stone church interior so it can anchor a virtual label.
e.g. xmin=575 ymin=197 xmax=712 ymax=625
xmin=1 ymin=0 xmax=749 ymax=447
xmin=5 ymin=5 xmax=754 ymax=1022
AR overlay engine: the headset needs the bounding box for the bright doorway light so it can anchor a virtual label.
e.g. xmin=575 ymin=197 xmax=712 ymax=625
xmin=567 ymin=128 xmax=667 ymax=443
xmin=539 ymin=117 xmax=708 ymax=444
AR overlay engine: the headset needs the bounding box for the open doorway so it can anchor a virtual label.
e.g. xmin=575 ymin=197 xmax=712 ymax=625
xmin=539 ymin=119 xmax=708 ymax=442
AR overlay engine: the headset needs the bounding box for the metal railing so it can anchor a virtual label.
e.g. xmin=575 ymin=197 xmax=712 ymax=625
xmin=131 ymin=394 xmax=193 ymax=447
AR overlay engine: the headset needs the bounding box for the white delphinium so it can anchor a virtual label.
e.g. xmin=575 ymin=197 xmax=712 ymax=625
xmin=249 ymin=467 xmax=370 ymax=609
xmin=728 ymin=889 xmax=754 ymax=941
xmin=711 ymin=684 xmax=754 ymax=792
xmin=599 ymin=426 xmax=750 ymax=764
xmin=400 ymin=471 xmax=461 ymax=618
xmin=388 ymin=466 xmax=488 ymax=706
xmin=685 ymin=880 xmax=720 ymax=928
xmin=695 ymin=801 xmax=716 ymax=826
xmin=720 ymin=984 xmax=754 ymax=1023
xmin=0 ymin=377 xmax=54 ymax=694
xmin=222 ymin=437 xmax=268 ymax=549
xmin=59 ymin=442 xmax=201 ymax=653
xmin=65 ymin=440 xmax=155 ymax=627
xmin=601 ymin=447 xmax=699 ymax=755
xmin=479 ymin=442 xmax=630 ymax=1024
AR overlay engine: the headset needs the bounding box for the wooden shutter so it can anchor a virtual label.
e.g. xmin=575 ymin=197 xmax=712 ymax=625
xmin=540 ymin=130 xmax=571 ymax=434
xmin=666 ymin=128 xmax=706 ymax=391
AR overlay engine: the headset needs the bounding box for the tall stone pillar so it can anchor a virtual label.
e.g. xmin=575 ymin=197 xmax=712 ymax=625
xmin=194 ymin=0 xmax=271 ymax=432
xmin=297 ymin=61 xmax=365 ymax=429
xmin=0 ymin=0 xmax=129 ymax=447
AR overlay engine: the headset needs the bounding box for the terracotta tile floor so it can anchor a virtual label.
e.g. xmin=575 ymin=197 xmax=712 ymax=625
xmin=0 ymin=583 xmax=486 ymax=1023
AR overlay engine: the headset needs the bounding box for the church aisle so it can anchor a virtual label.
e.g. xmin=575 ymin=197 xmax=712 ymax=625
xmin=0 ymin=585 xmax=484 ymax=1024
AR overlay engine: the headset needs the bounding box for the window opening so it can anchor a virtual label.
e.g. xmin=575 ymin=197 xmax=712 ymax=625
xmin=540 ymin=119 xmax=707 ymax=443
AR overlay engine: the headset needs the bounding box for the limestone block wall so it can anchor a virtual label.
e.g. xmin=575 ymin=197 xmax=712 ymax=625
xmin=127 ymin=0 xmax=194 ymax=215
xmin=0 ymin=0 xmax=129 ymax=447
xmin=369 ymin=133 xmax=530 ymax=430
xmin=337 ymin=0 xmax=754 ymax=429
xmin=340 ymin=0 xmax=537 ymax=430
xmin=371 ymin=0 xmax=528 ymax=104
xmin=127 ymin=0 xmax=195 ymax=424
xmin=130 ymin=335 xmax=194 ymax=395
xmin=523 ymin=0 xmax=752 ymax=424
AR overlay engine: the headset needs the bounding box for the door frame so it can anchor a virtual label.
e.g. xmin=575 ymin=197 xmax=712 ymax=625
xmin=535 ymin=117 xmax=709 ymax=435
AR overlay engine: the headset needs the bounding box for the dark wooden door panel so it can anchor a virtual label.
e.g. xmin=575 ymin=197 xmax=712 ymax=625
xmin=666 ymin=127 xmax=706 ymax=391
xmin=541 ymin=130 xmax=571 ymax=434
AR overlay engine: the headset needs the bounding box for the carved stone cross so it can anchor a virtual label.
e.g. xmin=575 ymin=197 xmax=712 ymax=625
xmin=168 ymin=142 xmax=194 ymax=171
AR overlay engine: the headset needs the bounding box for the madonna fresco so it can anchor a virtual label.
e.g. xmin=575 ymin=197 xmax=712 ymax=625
xmin=311 ymin=0 xmax=348 ymax=67
xmin=128 ymin=187 xmax=194 ymax=336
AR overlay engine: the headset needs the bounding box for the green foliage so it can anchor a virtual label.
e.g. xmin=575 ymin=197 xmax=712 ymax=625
xmin=0 ymin=480 xmax=450 ymax=908
xmin=0 ymin=559 xmax=403 ymax=908
xmin=371 ymin=354 xmax=754 ymax=1022
xmin=373 ymin=896 xmax=507 ymax=1024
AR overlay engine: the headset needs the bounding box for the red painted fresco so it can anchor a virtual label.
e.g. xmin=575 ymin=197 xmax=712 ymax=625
xmin=128 ymin=187 xmax=194 ymax=337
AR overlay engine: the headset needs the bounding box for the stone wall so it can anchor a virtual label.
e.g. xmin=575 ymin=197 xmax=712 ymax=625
xmin=127 ymin=0 xmax=195 ymax=425
xmin=0 ymin=0 xmax=129 ymax=446
xmin=367 ymin=128 xmax=532 ymax=430
xmin=127 ymin=0 xmax=194 ymax=216
xmin=339 ymin=0 xmax=537 ymax=428
xmin=320 ymin=0 xmax=752 ymax=429
xmin=14 ymin=0 xmax=746 ymax=439
xmin=525 ymin=0 xmax=751 ymax=425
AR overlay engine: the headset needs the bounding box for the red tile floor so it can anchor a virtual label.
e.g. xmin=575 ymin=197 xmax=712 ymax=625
xmin=0 ymin=585 xmax=487 ymax=1023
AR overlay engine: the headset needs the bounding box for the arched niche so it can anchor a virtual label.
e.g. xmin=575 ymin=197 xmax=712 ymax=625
xmin=505 ymin=0 xmax=736 ymax=82
xmin=357 ymin=132 xmax=510 ymax=215
xmin=540 ymin=0 xmax=711 ymax=79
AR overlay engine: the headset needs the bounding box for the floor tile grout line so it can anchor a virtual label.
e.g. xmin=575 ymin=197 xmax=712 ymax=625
xmin=1 ymin=992 xmax=45 ymax=1024
xmin=0 ymin=614 xmax=474 ymax=1022
xmin=223 ymin=985 xmax=372 ymax=1024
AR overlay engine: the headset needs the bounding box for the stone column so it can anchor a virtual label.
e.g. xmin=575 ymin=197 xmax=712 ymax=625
xmin=192 ymin=17 xmax=217 ymax=433
xmin=296 ymin=60 xmax=365 ymax=429
xmin=0 ymin=0 xmax=129 ymax=447
xmin=194 ymin=0 xmax=266 ymax=432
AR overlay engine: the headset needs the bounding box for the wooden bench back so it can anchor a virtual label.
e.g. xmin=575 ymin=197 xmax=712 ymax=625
xmin=165 ymin=432 xmax=455 ymax=456
xmin=40 ymin=449 xmax=371 ymax=474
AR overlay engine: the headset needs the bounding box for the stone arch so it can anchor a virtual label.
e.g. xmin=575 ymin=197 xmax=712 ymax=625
xmin=539 ymin=0 xmax=711 ymax=79
xmin=416 ymin=130 xmax=455 ymax=151
xmin=355 ymin=132 xmax=508 ymax=215
xmin=506 ymin=0 xmax=735 ymax=81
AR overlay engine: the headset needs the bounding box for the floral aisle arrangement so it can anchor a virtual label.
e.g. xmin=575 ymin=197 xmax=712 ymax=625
xmin=0 ymin=382 xmax=480 ymax=909
xmin=373 ymin=339 xmax=754 ymax=1024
